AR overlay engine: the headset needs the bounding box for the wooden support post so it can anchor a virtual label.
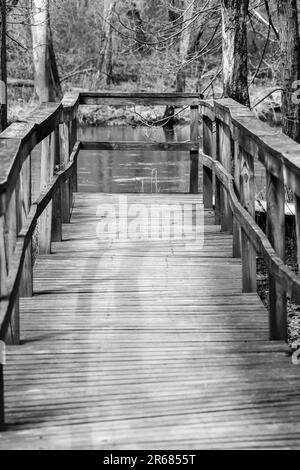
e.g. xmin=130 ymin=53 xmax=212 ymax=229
xmin=240 ymin=147 xmax=256 ymax=293
xmin=295 ymin=195 xmax=300 ymax=271
xmin=4 ymin=189 xmax=20 ymax=345
xmin=266 ymin=171 xmax=287 ymax=341
xmin=19 ymin=154 xmax=33 ymax=297
xmin=39 ymin=134 xmax=54 ymax=254
xmin=0 ymin=362 xmax=4 ymax=431
xmin=70 ymin=117 xmax=78 ymax=194
xmin=189 ymin=105 xmax=199 ymax=194
xmin=59 ymin=122 xmax=71 ymax=223
xmin=233 ymin=139 xmax=241 ymax=258
xmin=51 ymin=127 xmax=62 ymax=242
xmin=217 ymin=120 xmax=233 ymax=232
xmin=202 ymin=116 xmax=213 ymax=208
xmin=214 ymin=121 xmax=221 ymax=225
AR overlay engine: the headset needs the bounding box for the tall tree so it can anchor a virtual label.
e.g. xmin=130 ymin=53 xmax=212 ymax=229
xmin=221 ymin=0 xmax=250 ymax=106
xmin=31 ymin=0 xmax=62 ymax=102
xmin=0 ymin=0 xmax=7 ymax=131
xmin=101 ymin=0 xmax=116 ymax=85
xmin=277 ymin=0 xmax=300 ymax=142
xmin=176 ymin=0 xmax=194 ymax=92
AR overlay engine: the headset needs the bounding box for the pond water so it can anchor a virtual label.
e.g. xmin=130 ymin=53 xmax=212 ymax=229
xmin=77 ymin=125 xmax=197 ymax=193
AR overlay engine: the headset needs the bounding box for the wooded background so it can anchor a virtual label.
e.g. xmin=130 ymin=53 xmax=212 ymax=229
xmin=0 ymin=0 xmax=300 ymax=141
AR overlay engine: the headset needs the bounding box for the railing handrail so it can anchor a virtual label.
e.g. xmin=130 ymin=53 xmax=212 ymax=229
xmin=201 ymin=97 xmax=300 ymax=342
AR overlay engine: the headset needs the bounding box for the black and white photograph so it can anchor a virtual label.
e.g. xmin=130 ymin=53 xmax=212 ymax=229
xmin=0 ymin=0 xmax=300 ymax=453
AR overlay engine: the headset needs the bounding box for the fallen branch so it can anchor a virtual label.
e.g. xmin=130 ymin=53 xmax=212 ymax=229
xmin=251 ymin=87 xmax=282 ymax=109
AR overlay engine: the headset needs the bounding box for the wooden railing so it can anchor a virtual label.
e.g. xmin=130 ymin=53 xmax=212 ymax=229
xmin=201 ymin=98 xmax=300 ymax=343
xmin=1 ymin=91 xmax=300 ymax=430
xmin=0 ymin=92 xmax=200 ymax=430
xmin=0 ymin=92 xmax=80 ymax=430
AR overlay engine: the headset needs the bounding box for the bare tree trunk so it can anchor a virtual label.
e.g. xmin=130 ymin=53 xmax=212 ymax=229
xmin=31 ymin=0 xmax=62 ymax=102
xmin=278 ymin=0 xmax=300 ymax=142
xmin=176 ymin=0 xmax=194 ymax=92
xmin=0 ymin=0 xmax=7 ymax=131
xmin=101 ymin=0 xmax=116 ymax=86
xmin=221 ymin=0 xmax=250 ymax=106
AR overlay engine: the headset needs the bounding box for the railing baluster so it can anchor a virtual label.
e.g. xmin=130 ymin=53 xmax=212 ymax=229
xmin=295 ymin=195 xmax=300 ymax=271
xmin=202 ymin=115 xmax=214 ymax=209
xmin=4 ymin=188 xmax=20 ymax=344
xmin=39 ymin=134 xmax=54 ymax=254
xmin=19 ymin=154 xmax=33 ymax=297
xmin=70 ymin=117 xmax=78 ymax=194
xmin=0 ymin=359 xmax=4 ymax=431
xmin=266 ymin=170 xmax=287 ymax=341
xmin=190 ymin=105 xmax=199 ymax=194
xmin=239 ymin=147 xmax=256 ymax=293
xmin=59 ymin=122 xmax=71 ymax=223
xmin=51 ymin=126 xmax=62 ymax=242
xmin=232 ymin=139 xmax=241 ymax=258
xmin=217 ymin=120 xmax=233 ymax=232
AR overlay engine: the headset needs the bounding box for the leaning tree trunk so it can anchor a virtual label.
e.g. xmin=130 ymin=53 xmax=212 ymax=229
xmin=278 ymin=0 xmax=300 ymax=143
xmin=0 ymin=0 xmax=7 ymax=131
xmin=221 ymin=0 xmax=250 ymax=106
xmin=31 ymin=0 xmax=62 ymax=102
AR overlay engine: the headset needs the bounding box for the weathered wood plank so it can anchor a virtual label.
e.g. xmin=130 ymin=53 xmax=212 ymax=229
xmin=80 ymin=92 xmax=200 ymax=107
xmin=239 ymin=148 xmax=256 ymax=293
xmin=81 ymin=141 xmax=199 ymax=152
xmin=1 ymin=192 xmax=299 ymax=450
xmin=266 ymin=171 xmax=287 ymax=341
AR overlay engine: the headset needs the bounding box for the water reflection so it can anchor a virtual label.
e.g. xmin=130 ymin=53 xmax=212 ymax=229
xmin=78 ymin=125 xmax=194 ymax=193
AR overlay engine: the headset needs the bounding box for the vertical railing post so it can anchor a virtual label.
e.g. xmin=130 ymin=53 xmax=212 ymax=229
xmin=266 ymin=169 xmax=286 ymax=341
xmin=59 ymin=122 xmax=71 ymax=223
xmin=240 ymin=147 xmax=256 ymax=293
xmin=217 ymin=120 xmax=233 ymax=232
xmin=51 ymin=126 xmax=62 ymax=242
xmin=295 ymin=194 xmax=300 ymax=272
xmin=19 ymin=154 xmax=33 ymax=297
xmin=202 ymin=115 xmax=214 ymax=208
xmin=4 ymin=188 xmax=20 ymax=345
xmin=0 ymin=340 xmax=4 ymax=431
xmin=0 ymin=362 xmax=4 ymax=431
xmin=70 ymin=117 xmax=78 ymax=194
xmin=39 ymin=132 xmax=55 ymax=254
xmin=232 ymin=137 xmax=241 ymax=258
xmin=190 ymin=105 xmax=199 ymax=194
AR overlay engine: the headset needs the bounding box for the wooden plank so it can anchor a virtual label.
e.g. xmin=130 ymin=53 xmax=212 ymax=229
xmin=80 ymin=141 xmax=199 ymax=152
xmin=80 ymin=92 xmax=200 ymax=107
xmin=189 ymin=105 xmax=199 ymax=194
xmin=266 ymin=171 xmax=287 ymax=341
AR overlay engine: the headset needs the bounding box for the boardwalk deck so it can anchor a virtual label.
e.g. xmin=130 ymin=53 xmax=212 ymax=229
xmin=1 ymin=193 xmax=300 ymax=450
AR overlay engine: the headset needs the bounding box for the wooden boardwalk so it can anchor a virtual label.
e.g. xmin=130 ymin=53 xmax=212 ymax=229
xmin=1 ymin=193 xmax=300 ymax=450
